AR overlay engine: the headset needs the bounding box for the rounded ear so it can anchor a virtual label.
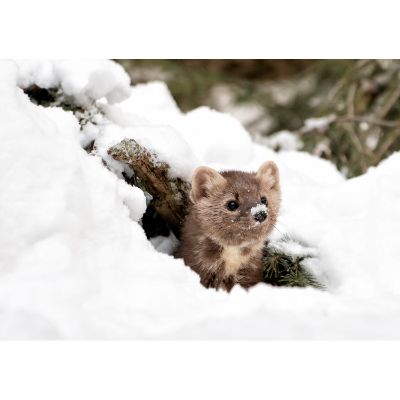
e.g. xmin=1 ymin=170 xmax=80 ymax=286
xmin=190 ymin=166 xmax=226 ymax=203
xmin=256 ymin=161 xmax=280 ymax=190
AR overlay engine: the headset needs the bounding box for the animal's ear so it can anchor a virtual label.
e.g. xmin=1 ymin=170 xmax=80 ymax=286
xmin=190 ymin=166 xmax=226 ymax=203
xmin=256 ymin=161 xmax=280 ymax=190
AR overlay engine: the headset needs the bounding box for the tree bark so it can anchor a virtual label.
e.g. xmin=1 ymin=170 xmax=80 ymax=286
xmin=108 ymin=138 xmax=191 ymax=238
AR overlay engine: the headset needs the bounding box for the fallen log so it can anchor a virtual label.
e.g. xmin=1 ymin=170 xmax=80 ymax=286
xmin=108 ymin=138 xmax=191 ymax=238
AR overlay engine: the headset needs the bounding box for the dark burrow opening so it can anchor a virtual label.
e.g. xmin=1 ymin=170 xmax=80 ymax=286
xmin=142 ymin=205 xmax=171 ymax=239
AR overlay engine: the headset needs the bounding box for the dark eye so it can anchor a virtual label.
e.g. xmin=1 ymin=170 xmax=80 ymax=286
xmin=260 ymin=196 xmax=268 ymax=205
xmin=227 ymin=200 xmax=239 ymax=211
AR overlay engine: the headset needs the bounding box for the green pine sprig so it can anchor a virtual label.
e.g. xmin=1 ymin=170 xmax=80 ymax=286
xmin=262 ymin=236 xmax=324 ymax=289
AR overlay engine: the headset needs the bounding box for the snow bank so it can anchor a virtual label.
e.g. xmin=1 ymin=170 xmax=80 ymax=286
xmin=257 ymin=130 xmax=302 ymax=151
xmin=1 ymin=60 xmax=400 ymax=339
xmin=15 ymin=60 xmax=131 ymax=105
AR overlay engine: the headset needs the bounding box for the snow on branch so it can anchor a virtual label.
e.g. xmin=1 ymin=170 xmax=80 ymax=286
xmin=108 ymin=138 xmax=191 ymax=238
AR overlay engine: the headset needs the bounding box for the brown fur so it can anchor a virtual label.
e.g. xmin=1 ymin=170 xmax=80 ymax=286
xmin=175 ymin=161 xmax=281 ymax=292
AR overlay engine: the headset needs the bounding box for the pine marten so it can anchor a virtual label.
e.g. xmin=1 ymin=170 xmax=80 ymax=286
xmin=175 ymin=161 xmax=281 ymax=292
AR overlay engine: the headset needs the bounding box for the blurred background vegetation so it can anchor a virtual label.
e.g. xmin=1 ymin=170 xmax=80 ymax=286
xmin=117 ymin=60 xmax=400 ymax=178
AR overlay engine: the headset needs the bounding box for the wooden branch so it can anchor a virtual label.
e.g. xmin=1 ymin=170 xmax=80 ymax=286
xmin=108 ymin=138 xmax=191 ymax=238
xmin=337 ymin=116 xmax=400 ymax=128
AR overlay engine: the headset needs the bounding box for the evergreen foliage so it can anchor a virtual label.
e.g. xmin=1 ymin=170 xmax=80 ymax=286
xmin=262 ymin=236 xmax=323 ymax=289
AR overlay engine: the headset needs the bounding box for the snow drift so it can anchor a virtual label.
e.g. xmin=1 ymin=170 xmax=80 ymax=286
xmin=1 ymin=59 xmax=400 ymax=339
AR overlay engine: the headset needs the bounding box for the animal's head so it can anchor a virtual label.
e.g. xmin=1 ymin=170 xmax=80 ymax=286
xmin=190 ymin=161 xmax=281 ymax=246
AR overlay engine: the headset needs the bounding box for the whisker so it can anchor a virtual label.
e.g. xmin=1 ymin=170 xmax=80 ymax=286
xmin=272 ymin=218 xmax=296 ymax=240
xmin=272 ymin=223 xmax=284 ymax=236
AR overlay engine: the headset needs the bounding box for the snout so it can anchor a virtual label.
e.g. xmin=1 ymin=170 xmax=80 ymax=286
xmin=253 ymin=210 xmax=267 ymax=222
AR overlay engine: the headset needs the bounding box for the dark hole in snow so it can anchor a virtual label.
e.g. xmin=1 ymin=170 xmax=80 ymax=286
xmin=23 ymin=85 xmax=58 ymax=106
xmin=84 ymin=140 xmax=95 ymax=153
xmin=119 ymin=171 xmax=175 ymax=240
xmin=142 ymin=205 xmax=170 ymax=239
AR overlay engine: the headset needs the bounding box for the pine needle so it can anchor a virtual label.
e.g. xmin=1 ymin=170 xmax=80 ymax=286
xmin=262 ymin=236 xmax=324 ymax=289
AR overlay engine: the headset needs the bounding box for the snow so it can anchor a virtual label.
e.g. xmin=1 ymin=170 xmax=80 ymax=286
xmin=210 ymin=84 xmax=274 ymax=134
xmin=150 ymin=233 xmax=179 ymax=255
xmin=95 ymin=124 xmax=200 ymax=182
xmin=1 ymin=59 xmax=400 ymax=339
xmin=269 ymin=237 xmax=318 ymax=259
xmin=177 ymin=106 xmax=254 ymax=168
xmin=115 ymin=81 xmax=182 ymax=123
xmin=250 ymin=203 xmax=268 ymax=216
xmin=15 ymin=59 xmax=131 ymax=105
xmin=301 ymin=114 xmax=336 ymax=132
xmin=258 ymin=130 xmax=302 ymax=151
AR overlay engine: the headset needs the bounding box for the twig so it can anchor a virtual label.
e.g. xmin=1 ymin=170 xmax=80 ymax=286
xmin=375 ymin=84 xmax=400 ymax=120
xmin=337 ymin=116 xmax=400 ymax=128
xmin=374 ymin=127 xmax=400 ymax=162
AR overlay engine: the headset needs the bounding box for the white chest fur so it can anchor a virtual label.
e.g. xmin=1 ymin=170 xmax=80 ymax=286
xmin=221 ymin=245 xmax=251 ymax=275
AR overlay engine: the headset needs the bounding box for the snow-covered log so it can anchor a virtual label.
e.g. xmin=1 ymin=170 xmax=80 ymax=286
xmin=108 ymin=138 xmax=191 ymax=237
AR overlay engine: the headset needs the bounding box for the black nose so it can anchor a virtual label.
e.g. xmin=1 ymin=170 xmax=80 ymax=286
xmin=254 ymin=211 xmax=267 ymax=222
